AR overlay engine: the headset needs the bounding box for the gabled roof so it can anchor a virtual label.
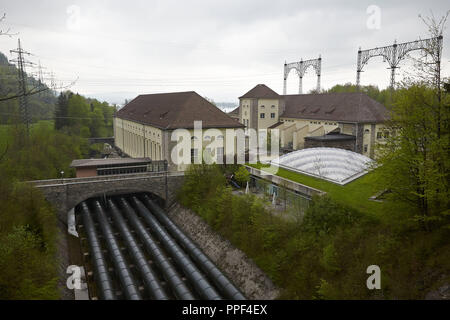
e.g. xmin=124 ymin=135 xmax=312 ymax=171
xmin=281 ymin=92 xmax=388 ymax=123
xmin=239 ymin=84 xmax=280 ymax=99
xmin=228 ymin=106 xmax=239 ymax=115
xmin=268 ymin=121 xmax=283 ymax=129
xmin=115 ymin=91 xmax=244 ymax=129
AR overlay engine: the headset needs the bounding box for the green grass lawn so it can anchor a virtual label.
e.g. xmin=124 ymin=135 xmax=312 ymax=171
xmin=248 ymin=163 xmax=408 ymax=221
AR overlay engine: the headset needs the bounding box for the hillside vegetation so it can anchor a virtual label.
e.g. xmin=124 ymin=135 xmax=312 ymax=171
xmin=0 ymin=52 xmax=116 ymax=298
xmin=179 ymin=164 xmax=450 ymax=299
xmin=0 ymin=52 xmax=56 ymax=124
xmin=179 ymin=81 xmax=450 ymax=299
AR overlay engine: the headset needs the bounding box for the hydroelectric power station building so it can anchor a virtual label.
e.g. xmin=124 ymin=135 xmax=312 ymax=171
xmin=229 ymin=84 xmax=388 ymax=159
xmin=113 ymin=85 xmax=388 ymax=168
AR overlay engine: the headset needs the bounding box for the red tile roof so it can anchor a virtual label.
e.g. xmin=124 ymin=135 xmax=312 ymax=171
xmin=239 ymin=84 xmax=280 ymax=99
xmin=281 ymin=92 xmax=388 ymax=123
xmin=116 ymin=91 xmax=244 ymax=129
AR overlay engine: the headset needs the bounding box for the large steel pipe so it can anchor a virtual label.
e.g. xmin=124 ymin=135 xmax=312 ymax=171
xmin=117 ymin=197 xmax=195 ymax=300
xmin=130 ymin=196 xmax=222 ymax=300
xmin=142 ymin=195 xmax=246 ymax=300
xmin=80 ymin=202 xmax=116 ymax=300
xmin=92 ymin=200 xmax=142 ymax=300
xmin=107 ymin=199 xmax=168 ymax=300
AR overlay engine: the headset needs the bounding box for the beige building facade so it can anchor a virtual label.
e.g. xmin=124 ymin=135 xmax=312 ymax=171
xmin=234 ymin=84 xmax=389 ymax=158
xmin=114 ymin=91 xmax=244 ymax=170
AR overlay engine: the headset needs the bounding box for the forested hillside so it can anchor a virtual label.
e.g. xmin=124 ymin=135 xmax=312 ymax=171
xmin=0 ymin=52 xmax=56 ymax=124
xmin=55 ymin=92 xmax=115 ymax=138
xmin=0 ymin=50 xmax=117 ymax=299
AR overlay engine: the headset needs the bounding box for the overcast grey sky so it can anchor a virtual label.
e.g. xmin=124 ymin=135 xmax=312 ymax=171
xmin=0 ymin=0 xmax=449 ymax=105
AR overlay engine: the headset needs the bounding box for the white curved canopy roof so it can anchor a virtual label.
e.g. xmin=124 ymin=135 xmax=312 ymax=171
xmin=271 ymin=147 xmax=374 ymax=185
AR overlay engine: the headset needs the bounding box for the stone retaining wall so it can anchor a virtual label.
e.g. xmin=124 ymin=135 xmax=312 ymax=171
xmin=167 ymin=203 xmax=280 ymax=300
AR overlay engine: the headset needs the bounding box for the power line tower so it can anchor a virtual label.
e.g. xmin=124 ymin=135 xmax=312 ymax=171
xmin=356 ymin=36 xmax=443 ymax=90
xmin=10 ymin=38 xmax=34 ymax=134
xmin=37 ymin=61 xmax=46 ymax=96
xmin=283 ymin=55 xmax=321 ymax=95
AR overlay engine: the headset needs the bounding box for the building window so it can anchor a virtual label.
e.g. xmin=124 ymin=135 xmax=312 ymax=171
xmin=217 ymin=135 xmax=224 ymax=140
xmin=216 ymin=147 xmax=224 ymax=163
xmin=271 ymin=113 xmax=275 ymax=118
xmin=191 ymin=148 xmax=198 ymax=164
xmin=260 ymin=105 xmax=265 ymax=108
xmin=204 ymin=135 xmax=211 ymax=141
xmin=384 ymin=131 xmax=390 ymax=138
xmin=271 ymin=105 xmax=275 ymax=108
xmin=260 ymin=113 xmax=265 ymax=119
xmin=364 ymin=145 xmax=368 ymax=153
xmin=365 ymin=129 xmax=370 ymax=134
xmin=377 ymin=132 xmax=382 ymax=139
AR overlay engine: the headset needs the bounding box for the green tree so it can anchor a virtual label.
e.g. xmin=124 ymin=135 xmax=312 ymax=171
xmin=376 ymin=13 xmax=450 ymax=230
xmin=376 ymin=84 xmax=449 ymax=228
xmin=234 ymin=165 xmax=250 ymax=186
xmin=54 ymin=93 xmax=68 ymax=130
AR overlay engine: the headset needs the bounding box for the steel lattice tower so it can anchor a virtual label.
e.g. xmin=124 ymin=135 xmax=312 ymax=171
xmin=356 ymin=36 xmax=443 ymax=89
xmin=10 ymin=39 xmax=34 ymax=134
xmin=283 ymin=56 xmax=321 ymax=95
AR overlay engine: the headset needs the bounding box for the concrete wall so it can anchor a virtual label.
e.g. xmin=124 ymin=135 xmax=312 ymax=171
xmin=245 ymin=166 xmax=325 ymax=198
xmin=280 ymin=117 xmax=338 ymax=135
xmin=240 ymin=98 xmax=252 ymax=128
xmin=257 ymin=98 xmax=279 ymax=130
xmin=114 ymin=117 xmax=163 ymax=160
xmin=363 ymin=123 xmax=386 ymax=159
xmin=167 ymin=203 xmax=280 ymax=299
xmin=277 ymin=117 xmax=338 ymax=150
xmin=75 ymin=167 xmax=97 ymax=178
xmin=115 ymin=117 xmax=244 ymax=168
xmin=293 ymin=125 xmax=309 ymax=150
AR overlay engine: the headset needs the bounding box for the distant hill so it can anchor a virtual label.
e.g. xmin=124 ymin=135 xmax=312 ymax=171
xmin=215 ymin=102 xmax=238 ymax=113
xmin=0 ymin=51 xmax=57 ymax=124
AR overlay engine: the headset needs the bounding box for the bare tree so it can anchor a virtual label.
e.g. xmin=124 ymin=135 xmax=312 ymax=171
xmin=0 ymin=13 xmax=17 ymax=37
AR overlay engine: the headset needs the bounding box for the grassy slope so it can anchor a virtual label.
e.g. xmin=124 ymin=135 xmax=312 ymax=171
xmin=250 ymin=163 xmax=382 ymax=209
xmin=248 ymin=163 xmax=411 ymax=220
xmin=223 ymin=164 xmax=449 ymax=298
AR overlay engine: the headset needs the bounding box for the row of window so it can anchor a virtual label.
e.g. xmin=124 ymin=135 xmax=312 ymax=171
xmin=259 ymin=105 xmax=276 ymax=108
xmin=280 ymin=119 xmax=337 ymax=125
xmin=121 ymin=122 xmax=161 ymax=138
xmin=364 ymin=129 xmax=389 ymax=139
xmin=191 ymin=135 xmax=224 ymax=140
xmin=191 ymin=147 xmax=224 ymax=163
xmin=260 ymin=113 xmax=276 ymax=119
